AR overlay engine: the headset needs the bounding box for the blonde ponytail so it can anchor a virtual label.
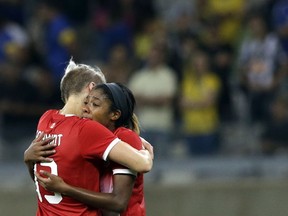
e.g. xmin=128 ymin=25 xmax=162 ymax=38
xmin=131 ymin=113 xmax=140 ymax=135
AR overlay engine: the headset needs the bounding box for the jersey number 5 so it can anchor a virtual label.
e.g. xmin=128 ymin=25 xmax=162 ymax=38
xmin=34 ymin=161 xmax=63 ymax=204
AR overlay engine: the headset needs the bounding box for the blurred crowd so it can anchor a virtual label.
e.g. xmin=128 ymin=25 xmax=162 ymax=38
xmin=1 ymin=0 xmax=288 ymax=159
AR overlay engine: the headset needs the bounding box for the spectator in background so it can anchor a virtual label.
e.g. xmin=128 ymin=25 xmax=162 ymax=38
xmin=162 ymin=0 xmax=199 ymax=37
xmin=211 ymin=45 xmax=234 ymax=122
xmin=0 ymin=62 xmax=39 ymax=143
xmin=161 ymin=0 xmax=201 ymax=81
xmin=25 ymin=65 xmax=63 ymax=111
xmin=164 ymin=0 xmax=202 ymax=83
xmin=92 ymin=0 xmax=156 ymax=33
xmin=128 ymin=43 xmax=177 ymax=159
xmin=92 ymin=0 xmax=134 ymax=62
xmin=0 ymin=12 xmax=30 ymax=65
xmin=196 ymin=0 xmax=245 ymax=47
xmin=133 ymin=17 xmax=166 ymax=64
xmin=90 ymin=0 xmax=156 ymax=62
xmin=179 ymin=50 xmax=221 ymax=156
xmin=196 ymin=16 xmax=235 ymax=123
xmin=260 ymin=94 xmax=288 ymax=155
xmin=236 ymin=13 xmax=287 ymax=125
xmin=32 ymin=0 xmax=78 ymax=86
xmin=167 ymin=32 xmax=201 ymax=126
xmin=101 ymin=43 xmax=136 ymax=85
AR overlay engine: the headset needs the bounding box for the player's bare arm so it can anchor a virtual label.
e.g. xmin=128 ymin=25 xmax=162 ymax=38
xmin=108 ymin=140 xmax=153 ymax=173
xmin=100 ymin=174 xmax=135 ymax=215
xmin=35 ymin=170 xmax=134 ymax=213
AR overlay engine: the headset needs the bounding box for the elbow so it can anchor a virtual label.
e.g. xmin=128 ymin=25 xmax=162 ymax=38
xmin=114 ymin=205 xmax=127 ymax=213
xmin=112 ymin=199 xmax=129 ymax=213
xmin=144 ymin=161 xmax=153 ymax=173
xmin=136 ymin=159 xmax=153 ymax=173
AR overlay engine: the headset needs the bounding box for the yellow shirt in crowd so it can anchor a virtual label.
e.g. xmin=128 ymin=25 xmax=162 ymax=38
xmin=181 ymin=71 xmax=221 ymax=135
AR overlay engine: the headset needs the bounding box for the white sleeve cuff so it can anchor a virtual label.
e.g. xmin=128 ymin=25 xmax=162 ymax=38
xmin=102 ymin=138 xmax=121 ymax=161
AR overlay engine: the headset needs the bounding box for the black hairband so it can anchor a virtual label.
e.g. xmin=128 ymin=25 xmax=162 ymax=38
xmin=104 ymin=83 xmax=129 ymax=123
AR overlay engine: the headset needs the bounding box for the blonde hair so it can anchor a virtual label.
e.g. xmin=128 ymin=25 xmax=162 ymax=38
xmin=60 ymin=58 xmax=106 ymax=103
xmin=131 ymin=113 xmax=140 ymax=135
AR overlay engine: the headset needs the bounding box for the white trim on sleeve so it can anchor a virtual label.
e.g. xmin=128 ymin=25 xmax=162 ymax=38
xmin=102 ymin=138 xmax=121 ymax=161
xmin=113 ymin=168 xmax=137 ymax=177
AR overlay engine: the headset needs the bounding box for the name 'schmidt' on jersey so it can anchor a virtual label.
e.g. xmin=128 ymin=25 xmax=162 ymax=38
xmin=36 ymin=130 xmax=63 ymax=146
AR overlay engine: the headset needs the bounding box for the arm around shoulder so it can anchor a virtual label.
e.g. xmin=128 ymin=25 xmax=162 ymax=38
xmin=108 ymin=141 xmax=153 ymax=173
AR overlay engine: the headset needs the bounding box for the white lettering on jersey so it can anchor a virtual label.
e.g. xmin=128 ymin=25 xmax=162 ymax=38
xmin=36 ymin=130 xmax=63 ymax=146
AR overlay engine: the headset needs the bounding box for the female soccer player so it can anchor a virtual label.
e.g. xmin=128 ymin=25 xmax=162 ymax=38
xmin=36 ymin=83 xmax=146 ymax=216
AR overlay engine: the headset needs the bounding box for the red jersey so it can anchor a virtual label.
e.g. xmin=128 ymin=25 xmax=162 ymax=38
xmin=34 ymin=110 xmax=120 ymax=216
xmin=100 ymin=127 xmax=146 ymax=216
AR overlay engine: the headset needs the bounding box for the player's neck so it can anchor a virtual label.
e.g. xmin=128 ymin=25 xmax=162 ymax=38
xmin=107 ymin=125 xmax=116 ymax=133
xmin=60 ymin=95 xmax=82 ymax=117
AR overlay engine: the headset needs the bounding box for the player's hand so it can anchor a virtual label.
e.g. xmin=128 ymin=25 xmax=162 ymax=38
xmin=35 ymin=170 xmax=68 ymax=194
xmin=24 ymin=132 xmax=56 ymax=163
xmin=141 ymin=137 xmax=154 ymax=160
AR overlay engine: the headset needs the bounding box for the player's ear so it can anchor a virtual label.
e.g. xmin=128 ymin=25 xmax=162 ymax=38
xmin=88 ymin=82 xmax=96 ymax=91
xmin=111 ymin=110 xmax=121 ymax=121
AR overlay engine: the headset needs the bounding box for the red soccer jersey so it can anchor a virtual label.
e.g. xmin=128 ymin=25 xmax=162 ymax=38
xmin=34 ymin=110 xmax=120 ymax=216
xmin=100 ymin=127 xmax=146 ymax=216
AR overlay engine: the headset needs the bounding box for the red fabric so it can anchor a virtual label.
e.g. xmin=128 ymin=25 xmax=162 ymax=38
xmin=35 ymin=110 xmax=118 ymax=216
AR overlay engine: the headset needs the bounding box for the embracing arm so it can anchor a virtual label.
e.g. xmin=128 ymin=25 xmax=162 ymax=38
xmin=36 ymin=171 xmax=134 ymax=213
xmin=100 ymin=173 xmax=135 ymax=216
xmin=108 ymin=140 xmax=153 ymax=173
xmin=23 ymin=133 xmax=56 ymax=180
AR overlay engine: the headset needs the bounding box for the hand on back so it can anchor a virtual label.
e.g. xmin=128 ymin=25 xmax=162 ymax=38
xmin=24 ymin=132 xmax=56 ymax=163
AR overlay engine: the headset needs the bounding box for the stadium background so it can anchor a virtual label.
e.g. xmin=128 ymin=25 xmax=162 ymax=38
xmin=1 ymin=0 xmax=288 ymax=215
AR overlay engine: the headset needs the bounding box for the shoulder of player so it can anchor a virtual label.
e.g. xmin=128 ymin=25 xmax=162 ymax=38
xmin=77 ymin=118 xmax=115 ymax=135
xmin=114 ymin=127 xmax=142 ymax=148
xmin=43 ymin=109 xmax=57 ymax=115
xmin=78 ymin=118 xmax=104 ymax=127
xmin=114 ymin=127 xmax=136 ymax=137
xmin=39 ymin=109 xmax=58 ymax=121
